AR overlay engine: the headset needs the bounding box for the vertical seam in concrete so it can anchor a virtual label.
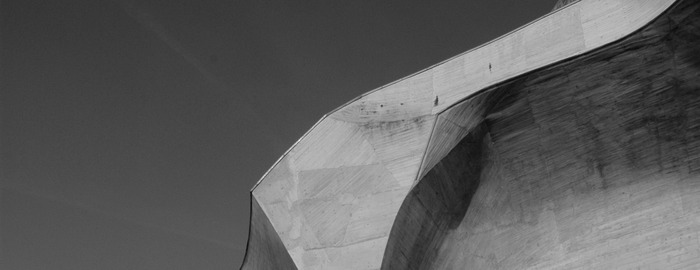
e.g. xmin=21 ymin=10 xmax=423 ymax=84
xmin=414 ymin=115 xmax=440 ymax=189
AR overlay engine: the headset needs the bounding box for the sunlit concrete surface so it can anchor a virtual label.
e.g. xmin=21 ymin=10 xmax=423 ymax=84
xmin=242 ymin=0 xmax=700 ymax=269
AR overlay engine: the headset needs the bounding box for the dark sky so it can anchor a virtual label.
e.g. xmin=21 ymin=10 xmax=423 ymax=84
xmin=1 ymin=0 xmax=553 ymax=268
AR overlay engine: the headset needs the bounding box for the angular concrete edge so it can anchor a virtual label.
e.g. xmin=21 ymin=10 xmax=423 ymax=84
xmin=382 ymin=0 xmax=700 ymax=266
xmin=240 ymin=194 xmax=297 ymax=270
xmin=242 ymin=0 xmax=680 ymax=269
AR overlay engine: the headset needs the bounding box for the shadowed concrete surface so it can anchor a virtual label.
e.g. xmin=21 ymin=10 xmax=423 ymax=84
xmin=384 ymin=0 xmax=700 ymax=268
xmin=243 ymin=0 xmax=700 ymax=269
xmin=381 ymin=125 xmax=490 ymax=269
xmin=240 ymin=196 xmax=297 ymax=269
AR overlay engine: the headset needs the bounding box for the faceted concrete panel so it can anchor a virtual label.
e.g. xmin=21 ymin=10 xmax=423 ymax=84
xmin=362 ymin=115 xmax=436 ymax=188
xmin=382 ymin=127 xmax=487 ymax=269
xmin=243 ymin=0 xmax=687 ymax=269
xmin=418 ymin=91 xmax=507 ymax=179
xmin=241 ymin=196 xmax=297 ymax=270
xmin=251 ymin=115 xmax=435 ymax=269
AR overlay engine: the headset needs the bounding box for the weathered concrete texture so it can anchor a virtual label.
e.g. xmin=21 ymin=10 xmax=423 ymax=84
xmin=241 ymin=196 xmax=297 ymax=270
xmin=249 ymin=116 xmax=433 ymax=269
xmin=383 ymin=0 xmax=700 ymax=268
xmin=381 ymin=125 xmax=488 ymax=269
xmin=242 ymin=0 xmax=694 ymax=269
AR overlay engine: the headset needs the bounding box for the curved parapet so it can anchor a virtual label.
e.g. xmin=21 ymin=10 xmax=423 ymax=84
xmin=241 ymin=0 xmax=692 ymax=269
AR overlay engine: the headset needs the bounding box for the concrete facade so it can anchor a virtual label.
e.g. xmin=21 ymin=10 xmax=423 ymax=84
xmin=242 ymin=0 xmax=700 ymax=269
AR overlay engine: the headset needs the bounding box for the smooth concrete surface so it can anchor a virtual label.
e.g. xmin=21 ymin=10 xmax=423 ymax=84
xmin=241 ymin=0 xmax=695 ymax=269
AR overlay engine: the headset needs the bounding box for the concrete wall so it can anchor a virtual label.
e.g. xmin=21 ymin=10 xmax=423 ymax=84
xmin=241 ymin=0 xmax=694 ymax=269
xmin=241 ymin=195 xmax=297 ymax=269
xmin=384 ymin=1 xmax=700 ymax=268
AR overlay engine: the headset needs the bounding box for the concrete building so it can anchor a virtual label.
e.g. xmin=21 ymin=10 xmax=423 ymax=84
xmin=242 ymin=0 xmax=700 ymax=269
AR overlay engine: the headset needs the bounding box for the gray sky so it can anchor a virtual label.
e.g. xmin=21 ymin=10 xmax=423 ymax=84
xmin=1 ymin=0 xmax=552 ymax=268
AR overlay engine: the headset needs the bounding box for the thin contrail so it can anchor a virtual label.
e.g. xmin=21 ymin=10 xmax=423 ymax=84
xmin=117 ymin=0 xmax=276 ymax=144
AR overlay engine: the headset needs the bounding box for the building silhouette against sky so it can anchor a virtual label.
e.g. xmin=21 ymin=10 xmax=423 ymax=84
xmin=243 ymin=0 xmax=700 ymax=269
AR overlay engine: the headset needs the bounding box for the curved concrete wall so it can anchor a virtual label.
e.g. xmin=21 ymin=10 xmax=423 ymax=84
xmin=242 ymin=0 xmax=692 ymax=269
xmin=241 ymin=195 xmax=297 ymax=269
xmin=383 ymin=0 xmax=700 ymax=267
